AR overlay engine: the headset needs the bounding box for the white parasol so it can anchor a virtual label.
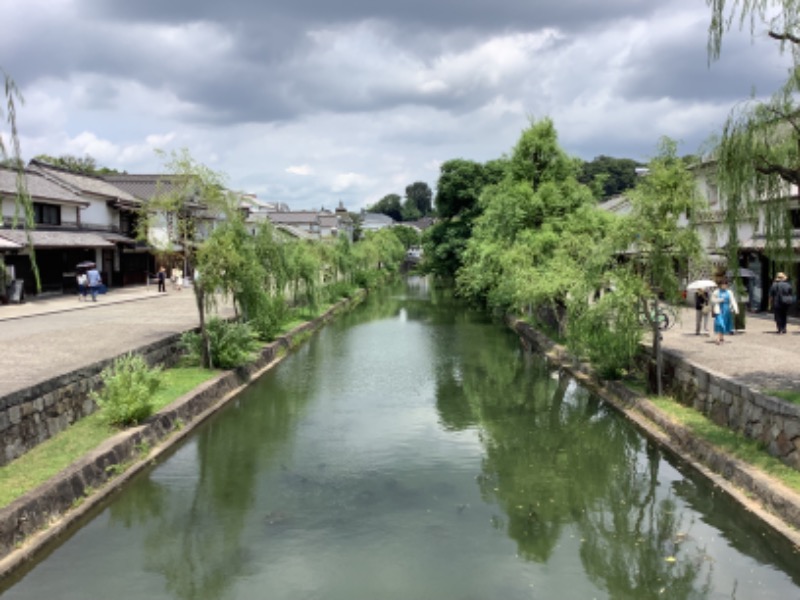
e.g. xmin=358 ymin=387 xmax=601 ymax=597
xmin=686 ymin=279 xmax=717 ymax=291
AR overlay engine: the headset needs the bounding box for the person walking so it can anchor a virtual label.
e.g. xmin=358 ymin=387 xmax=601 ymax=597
xmin=76 ymin=271 xmax=88 ymax=301
xmin=86 ymin=265 xmax=102 ymax=302
xmin=711 ymin=279 xmax=738 ymax=345
xmin=694 ymin=288 xmax=710 ymax=335
xmin=769 ymin=272 xmax=794 ymax=334
xmin=157 ymin=266 xmax=167 ymax=293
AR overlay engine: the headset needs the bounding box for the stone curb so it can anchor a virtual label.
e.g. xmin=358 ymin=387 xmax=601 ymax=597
xmin=509 ymin=317 xmax=800 ymax=548
xmin=0 ymin=291 xmax=364 ymax=579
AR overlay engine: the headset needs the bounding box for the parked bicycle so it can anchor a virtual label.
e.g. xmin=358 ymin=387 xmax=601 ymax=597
xmin=638 ymin=303 xmax=678 ymax=331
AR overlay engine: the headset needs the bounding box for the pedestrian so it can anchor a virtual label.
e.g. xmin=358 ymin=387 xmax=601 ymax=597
xmin=76 ymin=271 xmax=88 ymax=301
xmin=157 ymin=266 xmax=167 ymax=293
xmin=86 ymin=265 xmax=102 ymax=302
xmin=711 ymin=279 xmax=738 ymax=345
xmin=768 ymin=272 xmax=795 ymax=334
xmin=694 ymin=288 xmax=710 ymax=335
xmin=172 ymin=267 xmax=183 ymax=291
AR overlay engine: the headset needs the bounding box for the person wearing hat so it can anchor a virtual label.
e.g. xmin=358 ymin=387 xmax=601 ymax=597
xmin=768 ymin=272 xmax=795 ymax=334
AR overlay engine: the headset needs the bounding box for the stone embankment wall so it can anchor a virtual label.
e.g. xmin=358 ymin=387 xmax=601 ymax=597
xmin=0 ymin=334 xmax=187 ymax=466
xmin=0 ymin=296 xmax=357 ymax=564
xmin=509 ymin=318 xmax=800 ymax=538
xmin=508 ymin=318 xmax=800 ymax=472
xmin=661 ymin=350 xmax=800 ymax=471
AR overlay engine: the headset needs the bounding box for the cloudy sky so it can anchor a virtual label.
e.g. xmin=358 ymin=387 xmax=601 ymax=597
xmin=0 ymin=0 xmax=790 ymax=210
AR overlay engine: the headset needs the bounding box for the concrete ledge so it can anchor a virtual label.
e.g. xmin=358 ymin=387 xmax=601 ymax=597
xmin=0 ymin=292 xmax=364 ymax=577
xmin=508 ymin=317 xmax=800 ymax=548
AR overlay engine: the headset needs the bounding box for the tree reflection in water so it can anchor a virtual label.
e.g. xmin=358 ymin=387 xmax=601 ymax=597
xmin=108 ymin=376 xmax=313 ymax=600
xmin=434 ymin=324 xmax=714 ymax=599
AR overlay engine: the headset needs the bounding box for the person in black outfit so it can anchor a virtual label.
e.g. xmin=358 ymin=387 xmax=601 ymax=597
xmin=769 ymin=272 xmax=794 ymax=334
xmin=694 ymin=288 xmax=710 ymax=335
xmin=157 ymin=266 xmax=167 ymax=293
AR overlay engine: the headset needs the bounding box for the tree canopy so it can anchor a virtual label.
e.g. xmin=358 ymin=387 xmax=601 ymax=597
xmin=708 ymin=0 xmax=800 ymax=266
xmin=32 ymin=154 xmax=124 ymax=176
xmin=366 ymin=193 xmax=403 ymax=221
xmin=578 ymin=155 xmax=643 ymax=199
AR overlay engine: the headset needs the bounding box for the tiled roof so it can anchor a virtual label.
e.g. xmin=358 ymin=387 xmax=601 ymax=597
xmin=268 ymin=212 xmax=320 ymax=225
xmin=102 ymin=174 xmax=186 ymax=202
xmin=29 ymin=162 xmax=139 ymax=204
xmin=318 ymin=215 xmax=340 ymax=227
xmin=0 ymin=229 xmax=114 ymax=248
xmin=0 ymin=236 xmax=22 ymax=250
xmin=274 ymin=224 xmax=314 ymax=240
xmin=0 ymin=167 xmax=87 ymax=206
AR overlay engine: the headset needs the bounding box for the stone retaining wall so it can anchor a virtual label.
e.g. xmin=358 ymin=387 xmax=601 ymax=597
xmin=0 ymin=333 xmax=188 ymax=466
xmin=660 ymin=350 xmax=800 ymax=471
xmin=509 ymin=317 xmax=800 ymax=539
xmin=0 ymin=293 xmax=360 ymax=565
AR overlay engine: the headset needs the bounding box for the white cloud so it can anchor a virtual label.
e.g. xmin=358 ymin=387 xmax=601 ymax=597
xmin=286 ymin=165 xmax=314 ymax=176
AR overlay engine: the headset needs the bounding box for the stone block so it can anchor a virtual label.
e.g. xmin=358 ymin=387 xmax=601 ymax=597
xmin=0 ymin=411 xmax=9 ymax=433
xmin=8 ymin=405 xmax=21 ymax=425
xmin=783 ymin=418 xmax=800 ymax=440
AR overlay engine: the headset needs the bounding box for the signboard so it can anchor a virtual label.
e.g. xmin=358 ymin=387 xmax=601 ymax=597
xmin=8 ymin=279 xmax=24 ymax=304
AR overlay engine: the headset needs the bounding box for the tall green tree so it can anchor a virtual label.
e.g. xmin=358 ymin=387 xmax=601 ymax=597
xmin=579 ymin=155 xmax=642 ymax=199
xmin=404 ymin=181 xmax=432 ymax=216
xmin=144 ymin=149 xmax=230 ymax=368
xmin=708 ymin=0 xmax=800 ymax=268
xmin=457 ymin=117 xmax=607 ymax=329
xmin=366 ymin=193 xmax=403 ymax=221
xmin=1 ymin=70 xmax=39 ymax=291
xmin=421 ymin=158 xmax=500 ymax=278
xmin=607 ymin=138 xmax=705 ymax=394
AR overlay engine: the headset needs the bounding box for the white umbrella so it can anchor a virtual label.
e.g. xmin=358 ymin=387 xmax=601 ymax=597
xmin=686 ymin=279 xmax=717 ymax=290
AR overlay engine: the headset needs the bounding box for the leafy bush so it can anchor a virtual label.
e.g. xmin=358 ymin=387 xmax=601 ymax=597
xmin=567 ymin=286 xmax=643 ymax=379
xmin=181 ymin=317 xmax=260 ymax=369
xmin=325 ymin=281 xmax=356 ymax=302
xmin=92 ymin=354 xmax=162 ymax=427
xmin=250 ymin=295 xmax=289 ymax=341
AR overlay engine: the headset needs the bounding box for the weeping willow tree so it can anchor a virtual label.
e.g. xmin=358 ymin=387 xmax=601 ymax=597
xmin=708 ymin=0 xmax=800 ymax=269
xmin=1 ymin=70 xmax=39 ymax=291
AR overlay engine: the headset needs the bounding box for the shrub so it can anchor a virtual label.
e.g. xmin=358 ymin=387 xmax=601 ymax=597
xmin=324 ymin=281 xmax=356 ymax=302
xmin=250 ymin=295 xmax=289 ymax=341
xmin=92 ymin=354 xmax=162 ymax=427
xmin=181 ymin=318 xmax=260 ymax=369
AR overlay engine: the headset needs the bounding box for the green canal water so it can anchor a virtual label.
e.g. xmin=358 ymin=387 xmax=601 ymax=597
xmin=2 ymin=278 xmax=800 ymax=599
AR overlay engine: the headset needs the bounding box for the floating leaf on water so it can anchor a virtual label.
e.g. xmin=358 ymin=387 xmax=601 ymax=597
xmin=665 ymin=556 xmax=677 ymax=563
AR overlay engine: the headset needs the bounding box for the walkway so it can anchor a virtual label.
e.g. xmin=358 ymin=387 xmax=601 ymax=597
xmin=659 ymin=306 xmax=800 ymax=394
xmin=0 ymin=285 xmax=233 ymax=397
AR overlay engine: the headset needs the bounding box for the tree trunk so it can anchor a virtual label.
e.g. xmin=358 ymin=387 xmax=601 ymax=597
xmin=194 ymin=283 xmax=213 ymax=369
xmin=652 ymin=297 xmax=663 ymax=397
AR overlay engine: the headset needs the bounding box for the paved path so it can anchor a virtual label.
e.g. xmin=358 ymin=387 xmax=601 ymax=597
xmin=0 ymin=286 xmax=233 ymax=397
xmin=659 ymin=306 xmax=800 ymax=393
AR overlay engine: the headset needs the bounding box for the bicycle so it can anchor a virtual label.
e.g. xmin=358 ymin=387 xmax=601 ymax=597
xmin=638 ymin=303 xmax=677 ymax=331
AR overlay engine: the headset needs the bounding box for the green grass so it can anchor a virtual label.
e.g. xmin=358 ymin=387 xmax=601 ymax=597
xmin=649 ymin=397 xmax=800 ymax=494
xmin=764 ymin=389 xmax=800 ymax=405
xmin=0 ymin=366 xmax=218 ymax=508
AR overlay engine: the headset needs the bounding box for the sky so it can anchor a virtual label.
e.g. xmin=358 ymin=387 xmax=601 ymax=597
xmin=0 ymin=0 xmax=791 ymax=211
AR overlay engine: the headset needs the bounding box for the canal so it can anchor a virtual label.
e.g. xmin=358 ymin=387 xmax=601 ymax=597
xmin=2 ymin=278 xmax=799 ymax=599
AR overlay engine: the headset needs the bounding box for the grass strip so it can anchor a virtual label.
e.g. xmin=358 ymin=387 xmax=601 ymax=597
xmin=649 ymin=397 xmax=800 ymax=494
xmin=764 ymin=389 xmax=800 ymax=406
xmin=0 ymin=367 xmax=217 ymax=508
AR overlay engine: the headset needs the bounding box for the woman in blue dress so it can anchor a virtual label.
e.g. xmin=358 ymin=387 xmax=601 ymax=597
xmin=711 ymin=279 xmax=739 ymax=345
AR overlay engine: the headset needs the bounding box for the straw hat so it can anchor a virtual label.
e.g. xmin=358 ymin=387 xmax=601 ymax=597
xmin=776 ymin=272 xmax=787 ymax=281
